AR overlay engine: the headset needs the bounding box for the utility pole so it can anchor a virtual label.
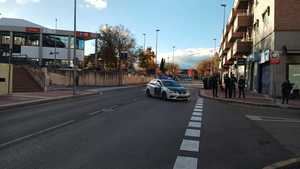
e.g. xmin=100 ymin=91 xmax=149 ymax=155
xmin=95 ymin=32 xmax=98 ymax=69
xmin=221 ymin=3 xmax=227 ymax=35
xmin=73 ymin=0 xmax=77 ymax=95
xmin=172 ymin=46 xmax=175 ymax=75
xmin=54 ymin=18 xmax=58 ymax=71
xmin=212 ymin=38 xmax=217 ymax=75
xmin=155 ymin=29 xmax=160 ymax=67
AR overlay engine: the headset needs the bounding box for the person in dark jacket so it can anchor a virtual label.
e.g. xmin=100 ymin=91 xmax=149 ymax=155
xmin=212 ymin=74 xmax=219 ymax=97
xmin=230 ymin=74 xmax=237 ymax=98
xmin=281 ymin=80 xmax=293 ymax=104
xmin=238 ymin=76 xmax=246 ymax=98
xmin=224 ymin=74 xmax=230 ymax=98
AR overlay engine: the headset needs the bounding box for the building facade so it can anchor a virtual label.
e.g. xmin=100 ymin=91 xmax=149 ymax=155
xmin=0 ymin=18 xmax=97 ymax=66
xmin=219 ymin=0 xmax=300 ymax=97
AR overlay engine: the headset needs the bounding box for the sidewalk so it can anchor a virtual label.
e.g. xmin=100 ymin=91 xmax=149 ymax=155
xmin=199 ymin=88 xmax=300 ymax=110
xmin=0 ymin=86 xmax=139 ymax=111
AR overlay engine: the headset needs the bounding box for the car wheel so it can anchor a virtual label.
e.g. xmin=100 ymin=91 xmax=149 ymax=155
xmin=162 ymin=92 xmax=168 ymax=101
xmin=146 ymin=89 xmax=151 ymax=97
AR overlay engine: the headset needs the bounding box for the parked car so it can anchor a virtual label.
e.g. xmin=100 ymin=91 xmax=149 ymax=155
xmin=146 ymin=79 xmax=191 ymax=101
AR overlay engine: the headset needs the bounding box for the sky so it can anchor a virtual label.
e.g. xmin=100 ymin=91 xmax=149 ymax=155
xmin=0 ymin=0 xmax=233 ymax=69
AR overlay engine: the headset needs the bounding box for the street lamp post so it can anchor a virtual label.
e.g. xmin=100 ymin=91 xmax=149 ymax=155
xmin=73 ymin=0 xmax=77 ymax=95
xmin=221 ymin=3 xmax=227 ymax=35
xmin=54 ymin=18 xmax=58 ymax=71
xmin=143 ymin=33 xmax=146 ymax=51
xmin=172 ymin=46 xmax=175 ymax=75
xmin=212 ymin=38 xmax=217 ymax=75
xmin=155 ymin=29 xmax=160 ymax=67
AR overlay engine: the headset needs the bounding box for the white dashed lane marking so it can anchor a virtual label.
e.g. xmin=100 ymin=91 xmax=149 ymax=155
xmin=188 ymin=121 xmax=202 ymax=128
xmin=173 ymin=98 xmax=204 ymax=169
xmin=194 ymin=108 xmax=203 ymax=112
xmin=193 ymin=112 xmax=203 ymax=116
xmin=185 ymin=129 xmax=201 ymax=138
xmin=191 ymin=116 xmax=202 ymax=122
xmin=173 ymin=156 xmax=198 ymax=169
xmin=180 ymin=139 xmax=199 ymax=152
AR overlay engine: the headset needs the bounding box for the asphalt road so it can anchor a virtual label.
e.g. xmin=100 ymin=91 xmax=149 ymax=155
xmin=0 ymin=83 xmax=299 ymax=169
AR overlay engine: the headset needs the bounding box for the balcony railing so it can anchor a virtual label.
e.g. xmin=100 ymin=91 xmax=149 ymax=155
xmin=232 ymin=39 xmax=252 ymax=56
xmin=233 ymin=0 xmax=251 ymax=10
xmin=228 ymin=27 xmax=243 ymax=43
xmin=233 ymin=13 xmax=253 ymax=32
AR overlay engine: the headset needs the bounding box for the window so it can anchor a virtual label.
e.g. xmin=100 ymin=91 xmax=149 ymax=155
xmin=289 ymin=64 xmax=300 ymax=89
xmin=70 ymin=37 xmax=85 ymax=50
xmin=43 ymin=34 xmax=68 ymax=48
xmin=254 ymin=19 xmax=260 ymax=31
xmin=0 ymin=32 xmax=11 ymax=45
xmin=262 ymin=6 xmax=270 ymax=23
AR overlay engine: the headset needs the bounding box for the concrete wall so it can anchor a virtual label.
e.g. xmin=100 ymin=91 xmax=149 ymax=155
xmin=48 ymin=70 xmax=153 ymax=87
xmin=253 ymin=0 xmax=275 ymax=46
xmin=0 ymin=64 xmax=13 ymax=95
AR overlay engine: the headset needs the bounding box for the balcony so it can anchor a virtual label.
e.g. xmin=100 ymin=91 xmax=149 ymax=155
xmin=233 ymin=13 xmax=252 ymax=32
xmin=232 ymin=40 xmax=252 ymax=56
xmin=222 ymin=40 xmax=233 ymax=51
xmin=233 ymin=0 xmax=251 ymax=10
xmin=228 ymin=27 xmax=243 ymax=43
xmin=219 ymin=47 xmax=227 ymax=58
xmin=226 ymin=48 xmax=235 ymax=62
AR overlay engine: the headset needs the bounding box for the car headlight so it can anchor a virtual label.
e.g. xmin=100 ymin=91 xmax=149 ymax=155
xmin=167 ymin=88 xmax=176 ymax=94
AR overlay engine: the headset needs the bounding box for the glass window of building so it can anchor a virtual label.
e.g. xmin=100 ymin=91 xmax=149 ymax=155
xmin=70 ymin=38 xmax=85 ymax=50
xmin=43 ymin=34 xmax=68 ymax=48
xmin=289 ymin=64 xmax=300 ymax=89
xmin=26 ymin=33 xmax=40 ymax=46
xmin=1 ymin=32 xmax=11 ymax=45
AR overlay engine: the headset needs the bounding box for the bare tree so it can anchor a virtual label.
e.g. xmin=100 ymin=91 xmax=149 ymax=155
xmin=96 ymin=25 xmax=136 ymax=71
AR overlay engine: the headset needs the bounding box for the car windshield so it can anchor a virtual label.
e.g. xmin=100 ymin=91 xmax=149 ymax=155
xmin=162 ymin=81 xmax=181 ymax=87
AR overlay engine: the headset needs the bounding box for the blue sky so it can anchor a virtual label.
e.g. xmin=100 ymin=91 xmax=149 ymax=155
xmin=0 ymin=0 xmax=233 ymax=68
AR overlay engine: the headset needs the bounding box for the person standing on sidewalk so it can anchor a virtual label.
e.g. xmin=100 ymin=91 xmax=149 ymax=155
xmin=238 ymin=76 xmax=246 ymax=99
xmin=281 ymin=80 xmax=293 ymax=104
xmin=224 ymin=74 xmax=230 ymax=98
xmin=230 ymin=74 xmax=237 ymax=98
xmin=212 ymin=74 xmax=219 ymax=97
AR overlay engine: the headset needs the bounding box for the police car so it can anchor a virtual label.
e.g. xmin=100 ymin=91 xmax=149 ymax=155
xmin=146 ymin=79 xmax=191 ymax=101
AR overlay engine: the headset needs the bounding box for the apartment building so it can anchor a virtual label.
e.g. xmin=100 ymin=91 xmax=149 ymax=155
xmin=219 ymin=0 xmax=300 ymax=97
xmin=219 ymin=0 xmax=253 ymax=86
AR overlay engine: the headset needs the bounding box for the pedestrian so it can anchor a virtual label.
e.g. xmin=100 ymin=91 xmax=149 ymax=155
xmin=230 ymin=74 xmax=237 ymax=98
xmin=281 ymin=80 xmax=293 ymax=104
xmin=212 ymin=74 xmax=219 ymax=97
xmin=238 ymin=76 xmax=246 ymax=98
xmin=224 ymin=74 xmax=230 ymax=98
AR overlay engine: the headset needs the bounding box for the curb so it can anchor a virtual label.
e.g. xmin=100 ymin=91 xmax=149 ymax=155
xmin=0 ymin=92 xmax=97 ymax=111
xmin=0 ymin=85 xmax=146 ymax=112
xmin=199 ymin=90 xmax=300 ymax=110
xmin=263 ymin=157 xmax=300 ymax=169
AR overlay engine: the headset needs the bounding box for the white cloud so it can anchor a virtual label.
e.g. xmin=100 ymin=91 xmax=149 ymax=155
xmin=0 ymin=0 xmax=7 ymax=3
xmin=15 ymin=0 xmax=40 ymax=5
xmin=84 ymin=0 xmax=107 ymax=10
xmin=159 ymin=48 xmax=214 ymax=69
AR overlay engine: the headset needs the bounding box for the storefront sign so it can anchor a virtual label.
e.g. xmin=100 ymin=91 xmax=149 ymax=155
xmin=25 ymin=27 xmax=41 ymax=33
xmin=270 ymin=51 xmax=281 ymax=64
xmin=248 ymin=52 xmax=260 ymax=62
xmin=260 ymin=49 xmax=270 ymax=64
xmin=237 ymin=58 xmax=247 ymax=65
xmin=76 ymin=32 xmax=91 ymax=39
